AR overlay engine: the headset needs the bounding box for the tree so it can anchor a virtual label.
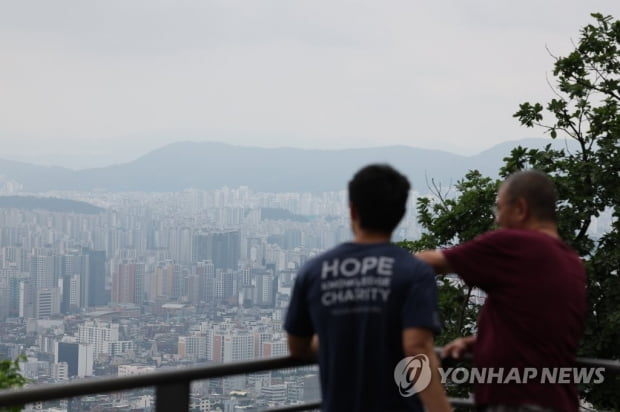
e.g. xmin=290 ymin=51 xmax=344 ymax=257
xmin=399 ymin=171 xmax=497 ymax=344
xmin=400 ymin=12 xmax=619 ymax=408
xmin=513 ymin=12 xmax=620 ymax=409
xmin=397 ymin=171 xmax=498 ymax=401
xmin=0 ymin=356 xmax=27 ymax=412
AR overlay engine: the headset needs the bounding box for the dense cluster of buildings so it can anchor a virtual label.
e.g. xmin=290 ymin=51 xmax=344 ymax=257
xmin=0 ymin=183 xmax=614 ymax=411
xmin=0 ymin=187 xmax=424 ymax=412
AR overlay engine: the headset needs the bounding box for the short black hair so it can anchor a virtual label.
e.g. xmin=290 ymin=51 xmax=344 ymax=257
xmin=503 ymin=169 xmax=557 ymax=222
xmin=348 ymin=164 xmax=411 ymax=234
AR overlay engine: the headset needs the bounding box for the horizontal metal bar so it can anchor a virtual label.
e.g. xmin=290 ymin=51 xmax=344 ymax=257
xmin=575 ymin=357 xmax=620 ymax=373
xmin=436 ymin=351 xmax=620 ymax=374
xmin=0 ymin=349 xmax=617 ymax=409
xmin=449 ymin=397 xmax=476 ymax=408
xmin=260 ymin=398 xmax=475 ymax=412
xmin=0 ymin=356 xmax=313 ymax=407
xmin=261 ymin=401 xmax=321 ymax=412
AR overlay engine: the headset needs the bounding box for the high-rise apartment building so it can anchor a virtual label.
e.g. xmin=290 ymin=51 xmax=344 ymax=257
xmin=192 ymin=234 xmax=210 ymax=263
xmin=0 ymin=275 xmax=8 ymax=321
xmin=18 ymin=280 xmax=34 ymax=318
xmin=31 ymin=255 xmax=55 ymax=290
xmin=178 ymin=335 xmax=208 ymax=361
xmin=61 ymin=274 xmax=80 ymax=313
xmin=112 ymin=261 xmax=144 ymax=305
xmin=154 ymin=261 xmax=175 ymax=298
xmin=34 ymin=288 xmax=61 ymax=319
xmin=211 ymin=231 xmax=240 ymax=270
xmin=209 ymin=324 xmax=254 ymax=363
xmin=196 ymin=260 xmax=215 ymax=303
xmin=253 ymin=268 xmax=276 ymax=307
xmin=56 ymin=341 xmax=94 ymax=378
xmin=214 ymin=269 xmax=236 ymax=303
xmin=50 ymin=362 xmax=69 ymax=381
xmin=262 ymin=339 xmax=288 ymax=358
xmin=77 ymin=321 xmax=120 ymax=356
xmin=192 ymin=231 xmax=240 ymax=270
xmin=84 ymin=249 xmax=108 ymax=307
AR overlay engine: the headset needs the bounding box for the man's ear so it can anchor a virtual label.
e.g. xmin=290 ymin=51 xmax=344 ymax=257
xmin=514 ymin=197 xmax=529 ymax=222
xmin=349 ymin=203 xmax=358 ymax=222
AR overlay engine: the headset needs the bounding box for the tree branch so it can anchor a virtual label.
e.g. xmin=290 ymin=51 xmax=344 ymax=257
xmin=425 ymin=174 xmax=451 ymax=206
xmin=457 ymin=286 xmax=474 ymax=334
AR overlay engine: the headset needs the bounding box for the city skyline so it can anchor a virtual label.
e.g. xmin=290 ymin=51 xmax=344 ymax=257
xmin=0 ymin=182 xmax=614 ymax=410
xmin=0 ymin=184 xmax=365 ymax=411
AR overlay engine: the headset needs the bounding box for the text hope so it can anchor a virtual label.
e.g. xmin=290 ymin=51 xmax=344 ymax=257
xmin=321 ymin=256 xmax=394 ymax=279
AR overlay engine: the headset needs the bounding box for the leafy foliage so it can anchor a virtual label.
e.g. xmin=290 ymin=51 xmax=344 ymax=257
xmin=398 ymin=170 xmax=498 ymax=343
xmin=0 ymin=356 xmax=27 ymax=412
xmin=397 ymin=171 xmax=497 ymax=401
xmin=399 ymin=12 xmax=619 ymax=409
xmin=512 ymin=13 xmax=620 ymax=409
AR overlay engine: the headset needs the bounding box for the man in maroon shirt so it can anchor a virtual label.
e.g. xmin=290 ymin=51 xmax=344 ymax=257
xmin=417 ymin=170 xmax=587 ymax=412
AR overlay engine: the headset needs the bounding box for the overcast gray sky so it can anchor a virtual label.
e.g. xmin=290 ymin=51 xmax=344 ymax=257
xmin=1 ymin=1 xmax=618 ymax=167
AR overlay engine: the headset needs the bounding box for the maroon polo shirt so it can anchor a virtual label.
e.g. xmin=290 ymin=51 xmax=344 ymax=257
xmin=443 ymin=229 xmax=587 ymax=412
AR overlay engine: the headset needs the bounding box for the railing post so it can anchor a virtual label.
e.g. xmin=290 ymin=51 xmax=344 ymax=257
xmin=156 ymin=381 xmax=190 ymax=412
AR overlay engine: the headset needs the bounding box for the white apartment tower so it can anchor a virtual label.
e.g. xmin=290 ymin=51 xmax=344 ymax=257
xmin=77 ymin=321 xmax=120 ymax=355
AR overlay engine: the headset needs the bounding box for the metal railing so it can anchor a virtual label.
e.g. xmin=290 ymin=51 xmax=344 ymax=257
xmin=0 ymin=353 xmax=617 ymax=411
xmin=0 ymin=356 xmax=313 ymax=411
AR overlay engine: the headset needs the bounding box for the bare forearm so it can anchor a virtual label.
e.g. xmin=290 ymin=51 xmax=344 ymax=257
xmin=425 ymin=355 xmax=453 ymax=412
xmin=462 ymin=335 xmax=476 ymax=349
xmin=415 ymin=250 xmax=452 ymax=275
xmin=453 ymin=335 xmax=476 ymax=353
xmin=403 ymin=329 xmax=452 ymax=412
xmin=310 ymin=335 xmax=319 ymax=356
xmin=287 ymin=334 xmax=318 ymax=361
xmin=411 ymin=344 xmax=452 ymax=412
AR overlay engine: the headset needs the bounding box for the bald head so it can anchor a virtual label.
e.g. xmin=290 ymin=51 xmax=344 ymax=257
xmin=502 ymin=170 xmax=558 ymax=223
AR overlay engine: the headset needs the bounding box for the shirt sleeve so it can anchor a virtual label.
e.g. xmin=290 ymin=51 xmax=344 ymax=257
xmin=442 ymin=230 xmax=506 ymax=292
xmin=283 ymin=268 xmax=315 ymax=337
xmin=402 ymin=261 xmax=441 ymax=335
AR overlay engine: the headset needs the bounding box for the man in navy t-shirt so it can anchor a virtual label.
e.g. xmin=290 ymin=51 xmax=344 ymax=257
xmin=417 ymin=170 xmax=587 ymax=412
xmin=285 ymin=164 xmax=451 ymax=412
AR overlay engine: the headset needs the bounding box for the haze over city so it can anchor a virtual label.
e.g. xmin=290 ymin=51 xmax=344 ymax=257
xmin=0 ymin=3 xmax=618 ymax=411
xmin=1 ymin=1 xmax=619 ymax=168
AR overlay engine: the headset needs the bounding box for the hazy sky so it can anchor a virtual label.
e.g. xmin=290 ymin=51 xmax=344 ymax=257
xmin=1 ymin=1 xmax=618 ymax=167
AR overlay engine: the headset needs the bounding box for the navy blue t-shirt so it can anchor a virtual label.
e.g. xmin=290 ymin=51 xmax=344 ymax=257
xmin=284 ymin=242 xmax=441 ymax=412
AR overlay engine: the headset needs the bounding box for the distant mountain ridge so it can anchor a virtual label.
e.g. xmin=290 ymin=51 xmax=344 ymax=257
xmin=0 ymin=139 xmax=574 ymax=194
xmin=0 ymin=196 xmax=104 ymax=214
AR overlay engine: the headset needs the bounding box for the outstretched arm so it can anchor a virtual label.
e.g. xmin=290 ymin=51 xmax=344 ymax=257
xmin=415 ymin=250 xmax=453 ymax=275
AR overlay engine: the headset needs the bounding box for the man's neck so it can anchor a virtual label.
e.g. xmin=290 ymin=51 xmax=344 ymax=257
xmin=353 ymin=230 xmax=392 ymax=244
xmin=524 ymin=221 xmax=560 ymax=239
